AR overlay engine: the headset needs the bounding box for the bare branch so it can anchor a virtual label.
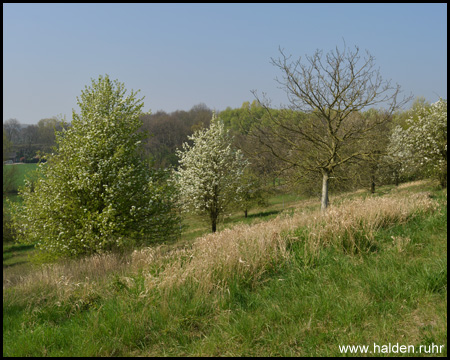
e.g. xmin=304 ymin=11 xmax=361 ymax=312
xmin=249 ymin=42 xmax=413 ymax=210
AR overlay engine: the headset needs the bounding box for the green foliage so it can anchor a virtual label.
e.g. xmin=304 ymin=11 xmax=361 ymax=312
xmin=235 ymin=168 xmax=270 ymax=217
xmin=219 ymin=100 xmax=280 ymax=135
xmin=3 ymin=129 xmax=13 ymax=161
xmin=3 ymin=207 xmax=16 ymax=244
xmin=3 ymin=164 xmax=38 ymax=196
xmin=9 ymin=75 xmax=180 ymax=258
xmin=36 ymin=116 xmax=68 ymax=154
xmin=3 ymin=182 xmax=447 ymax=356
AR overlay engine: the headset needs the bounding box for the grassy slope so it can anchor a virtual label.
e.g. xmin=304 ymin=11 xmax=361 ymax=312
xmin=3 ymin=181 xmax=447 ymax=356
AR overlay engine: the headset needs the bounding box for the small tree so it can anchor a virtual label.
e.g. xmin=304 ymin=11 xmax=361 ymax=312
xmin=174 ymin=113 xmax=248 ymax=232
xmin=10 ymin=75 xmax=180 ymax=258
xmin=388 ymin=98 xmax=447 ymax=187
xmin=237 ymin=168 xmax=269 ymax=218
xmin=342 ymin=109 xmax=394 ymax=193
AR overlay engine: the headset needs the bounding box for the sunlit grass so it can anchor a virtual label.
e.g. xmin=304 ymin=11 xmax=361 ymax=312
xmin=3 ymin=180 xmax=447 ymax=356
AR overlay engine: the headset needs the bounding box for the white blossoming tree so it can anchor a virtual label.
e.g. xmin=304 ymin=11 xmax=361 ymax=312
xmin=174 ymin=114 xmax=248 ymax=232
xmin=10 ymin=75 xmax=180 ymax=258
xmin=387 ymin=98 xmax=447 ymax=187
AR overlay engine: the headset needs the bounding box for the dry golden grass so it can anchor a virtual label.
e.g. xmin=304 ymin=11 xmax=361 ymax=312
xmin=390 ymin=235 xmax=412 ymax=253
xmin=397 ymin=180 xmax=431 ymax=189
xmin=3 ymin=187 xmax=439 ymax=302
xmin=135 ymin=190 xmax=438 ymax=296
xmin=140 ymin=217 xmax=293 ymax=295
xmin=3 ymin=252 xmax=130 ymax=304
xmin=4 ymin=179 xmax=446 ymax=357
xmin=300 ymin=191 xmax=438 ymax=256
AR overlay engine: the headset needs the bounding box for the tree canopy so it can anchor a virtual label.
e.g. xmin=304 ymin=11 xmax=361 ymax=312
xmin=10 ymin=75 xmax=180 ymax=258
xmin=173 ymin=113 xmax=248 ymax=232
xmin=388 ymin=98 xmax=447 ymax=187
xmin=250 ymin=43 xmax=412 ymax=210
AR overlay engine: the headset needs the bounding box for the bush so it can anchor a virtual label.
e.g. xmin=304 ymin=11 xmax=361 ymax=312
xmin=3 ymin=207 xmax=16 ymax=243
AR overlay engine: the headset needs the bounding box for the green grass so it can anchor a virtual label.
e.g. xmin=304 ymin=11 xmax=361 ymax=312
xmin=3 ymin=181 xmax=447 ymax=356
xmin=3 ymin=163 xmax=38 ymax=187
xmin=3 ymin=242 xmax=36 ymax=267
xmin=180 ymin=192 xmax=310 ymax=244
xmin=3 ymin=163 xmax=39 ymax=208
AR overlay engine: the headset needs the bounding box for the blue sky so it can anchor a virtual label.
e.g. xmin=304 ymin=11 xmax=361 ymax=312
xmin=3 ymin=3 xmax=447 ymax=124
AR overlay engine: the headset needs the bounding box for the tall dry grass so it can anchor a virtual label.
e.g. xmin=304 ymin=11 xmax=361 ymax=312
xmin=4 ymin=189 xmax=439 ymax=301
xmin=134 ymin=191 xmax=438 ymax=296
xmin=3 ymin=252 xmax=131 ymax=305
xmin=299 ymin=192 xmax=438 ymax=256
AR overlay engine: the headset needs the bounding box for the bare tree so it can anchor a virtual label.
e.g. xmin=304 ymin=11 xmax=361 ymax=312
xmin=3 ymin=118 xmax=22 ymax=144
xmin=251 ymin=43 xmax=412 ymax=211
xmin=20 ymin=124 xmax=40 ymax=159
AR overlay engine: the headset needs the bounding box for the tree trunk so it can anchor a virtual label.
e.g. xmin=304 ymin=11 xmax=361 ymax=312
xmin=439 ymin=164 xmax=447 ymax=188
xmin=244 ymin=209 xmax=248 ymax=218
xmin=211 ymin=187 xmax=218 ymax=232
xmin=440 ymin=174 xmax=447 ymax=189
xmin=321 ymin=170 xmax=329 ymax=212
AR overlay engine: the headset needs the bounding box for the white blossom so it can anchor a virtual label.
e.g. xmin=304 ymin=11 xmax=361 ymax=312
xmin=9 ymin=75 xmax=180 ymax=258
xmin=387 ymin=98 xmax=447 ymax=186
xmin=173 ymin=113 xmax=249 ymax=231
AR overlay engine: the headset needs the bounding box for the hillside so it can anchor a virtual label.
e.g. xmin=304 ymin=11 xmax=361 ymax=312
xmin=3 ymin=180 xmax=447 ymax=356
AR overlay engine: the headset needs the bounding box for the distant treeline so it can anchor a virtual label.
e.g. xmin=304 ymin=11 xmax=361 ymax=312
xmin=2 ymin=97 xmax=438 ymax=196
xmin=3 ymin=105 xmax=212 ymax=165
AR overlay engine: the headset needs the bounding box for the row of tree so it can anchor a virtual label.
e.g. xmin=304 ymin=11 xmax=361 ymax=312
xmin=3 ymin=117 xmax=69 ymax=162
xmin=218 ymin=98 xmax=446 ymax=197
xmin=4 ymin=97 xmax=445 ymax=197
xmin=175 ymin=97 xmax=447 ymax=234
xmin=139 ymin=104 xmax=212 ymax=167
xmin=3 ymin=106 xmax=213 ymax=165
xmin=5 ymin=43 xmax=447 ymax=259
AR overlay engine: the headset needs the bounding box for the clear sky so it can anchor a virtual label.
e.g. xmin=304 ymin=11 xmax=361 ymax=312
xmin=3 ymin=3 xmax=447 ymax=125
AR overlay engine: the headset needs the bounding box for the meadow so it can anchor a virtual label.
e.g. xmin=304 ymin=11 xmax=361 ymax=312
xmin=3 ymin=163 xmax=38 ymax=206
xmin=3 ymin=176 xmax=447 ymax=356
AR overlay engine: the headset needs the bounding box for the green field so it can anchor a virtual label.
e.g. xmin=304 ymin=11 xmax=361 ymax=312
xmin=3 ymin=163 xmax=39 ymax=187
xmin=3 ymin=180 xmax=447 ymax=356
xmin=3 ymin=163 xmax=39 ymax=207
